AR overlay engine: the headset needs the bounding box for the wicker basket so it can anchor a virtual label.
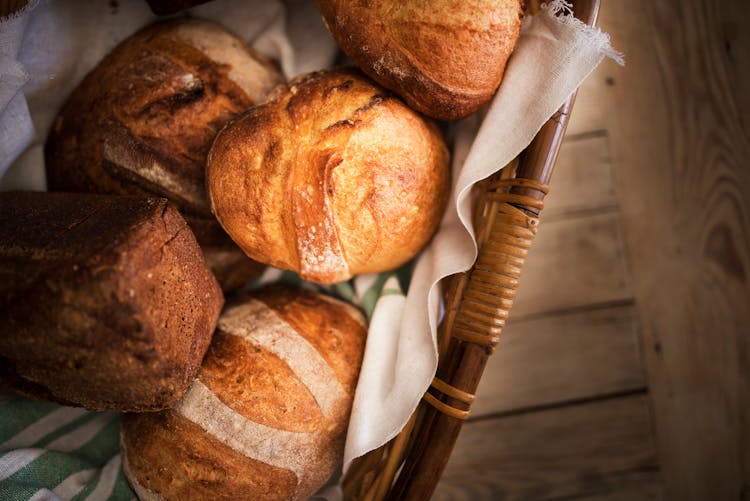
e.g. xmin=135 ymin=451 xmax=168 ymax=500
xmin=341 ymin=1 xmax=602 ymax=499
xmin=0 ymin=0 xmax=600 ymax=498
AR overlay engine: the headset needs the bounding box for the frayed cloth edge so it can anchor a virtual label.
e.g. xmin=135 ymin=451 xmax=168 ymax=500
xmin=524 ymin=0 xmax=625 ymax=66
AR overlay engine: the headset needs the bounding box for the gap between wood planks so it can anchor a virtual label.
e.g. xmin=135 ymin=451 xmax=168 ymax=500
xmin=434 ymin=394 xmax=660 ymax=501
xmin=467 ymin=387 xmax=647 ymax=424
xmin=473 ymin=301 xmax=646 ymax=417
xmin=507 ymin=296 xmax=635 ymax=324
xmin=562 ymin=129 xmax=609 ymax=142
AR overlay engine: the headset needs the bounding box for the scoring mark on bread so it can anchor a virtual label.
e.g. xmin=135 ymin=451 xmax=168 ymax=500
xmin=102 ymin=124 xmax=208 ymax=211
xmin=325 ymin=118 xmax=359 ymax=131
xmin=135 ymin=73 xmax=207 ymax=119
xmin=324 ymin=94 xmax=390 ymax=133
xmin=173 ymin=21 xmax=281 ymax=102
xmin=357 ymin=93 xmax=390 ymax=113
xmin=168 ymin=73 xmax=205 ymax=107
xmin=322 ymin=78 xmax=354 ymax=98
xmin=217 ymin=299 xmax=347 ymax=418
xmin=291 ymin=149 xmax=350 ymax=283
xmin=174 ymin=379 xmax=320 ymax=484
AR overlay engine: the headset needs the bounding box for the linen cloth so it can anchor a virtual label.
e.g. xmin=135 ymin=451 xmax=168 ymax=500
xmin=0 ymin=0 xmax=622 ymax=499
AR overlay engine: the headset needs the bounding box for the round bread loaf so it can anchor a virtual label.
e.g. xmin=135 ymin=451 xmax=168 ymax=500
xmin=0 ymin=192 xmax=223 ymax=411
xmin=314 ymin=0 xmax=523 ymax=120
xmin=121 ymin=285 xmax=366 ymax=500
xmin=206 ymin=68 xmax=450 ymax=284
xmin=44 ymin=18 xmax=285 ymax=290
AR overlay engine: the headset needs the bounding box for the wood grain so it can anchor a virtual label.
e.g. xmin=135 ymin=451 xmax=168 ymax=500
xmin=544 ymin=134 xmax=617 ymax=221
xmin=436 ymin=472 xmax=662 ymax=501
xmin=565 ymin=60 xmax=620 ymax=137
xmin=511 ymin=212 xmax=632 ymax=318
xmin=570 ymin=475 xmax=662 ymax=501
xmin=603 ymin=0 xmax=750 ymax=498
xmin=433 ymin=395 xmax=660 ymax=500
xmin=472 ymin=305 xmax=645 ymax=417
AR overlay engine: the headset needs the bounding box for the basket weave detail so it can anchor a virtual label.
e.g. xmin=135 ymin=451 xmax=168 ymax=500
xmin=444 ymin=178 xmax=544 ymax=356
xmin=430 ymin=376 xmax=476 ymax=404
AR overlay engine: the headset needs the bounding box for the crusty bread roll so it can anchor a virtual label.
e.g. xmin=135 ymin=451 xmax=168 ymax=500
xmin=121 ymin=285 xmax=366 ymax=500
xmin=44 ymin=18 xmax=285 ymax=290
xmin=0 ymin=192 xmax=223 ymax=411
xmin=314 ymin=0 xmax=523 ymax=120
xmin=207 ymin=68 xmax=450 ymax=284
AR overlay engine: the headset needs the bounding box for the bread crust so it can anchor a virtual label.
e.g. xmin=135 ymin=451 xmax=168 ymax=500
xmin=122 ymin=286 xmax=366 ymax=500
xmin=0 ymin=192 xmax=223 ymax=411
xmin=314 ymin=0 xmax=523 ymax=120
xmin=44 ymin=18 xmax=284 ymax=290
xmin=207 ymin=68 xmax=450 ymax=284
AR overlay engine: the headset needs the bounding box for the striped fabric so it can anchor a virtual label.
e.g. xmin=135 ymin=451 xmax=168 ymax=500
xmin=0 ymin=399 xmax=134 ymax=501
xmin=0 ymin=267 xmax=408 ymax=500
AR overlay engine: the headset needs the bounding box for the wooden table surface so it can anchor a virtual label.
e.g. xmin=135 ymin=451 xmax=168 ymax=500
xmin=434 ymin=1 xmax=750 ymax=499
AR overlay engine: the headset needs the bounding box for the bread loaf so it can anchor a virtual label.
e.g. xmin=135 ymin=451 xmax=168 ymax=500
xmin=0 ymin=192 xmax=223 ymax=411
xmin=206 ymin=68 xmax=450 ymax=284
xmin=44 ymin=18 xmax=285 ymax=290
xmin=121 ymin=285 xmax=366 ymax=500
xmin=314 ymin=0 xmax=523 ymax=120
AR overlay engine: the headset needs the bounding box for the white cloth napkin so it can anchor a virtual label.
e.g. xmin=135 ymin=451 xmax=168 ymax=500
xmin=0 ymin=0 xmax=37 ymax=176
xmin=0 ymin=0 xmax=622 ymax=492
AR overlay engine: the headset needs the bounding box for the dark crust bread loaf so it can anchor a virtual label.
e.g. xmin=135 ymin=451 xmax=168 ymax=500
xmin=206 ymin=67 xmax=450 ymax=284
xmin=314 ymin=0 xmax=523 ymax=120
xmin=44 ymin=18 xmax=284 ymax=290
xmin=0 ymin=192 xmax=224 ymax=411
xmin=122 ymin=285 xmax=367 ymax=500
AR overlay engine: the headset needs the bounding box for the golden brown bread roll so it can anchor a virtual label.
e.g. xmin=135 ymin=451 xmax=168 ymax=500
xmin=0 ymin=192 xmax=223 ymax=411
xmin=44 ymin=18 xmax=285 ymax=290
xmin=314 ymin=0 xmax=523 ymax=120
xmin=207 ymin=68 xmax=450 ymax=284
xmin=121 ymin=285 xmax=366 ymax=500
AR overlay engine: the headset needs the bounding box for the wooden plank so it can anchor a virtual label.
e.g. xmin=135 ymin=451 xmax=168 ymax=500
xmin=472 ymin=305 xmax=645 ymax=417
xmin=511 ymin=212 xmax=632 ymax=318
xmin=569 ymin=474 xmax=662 ymax=501
xmin=434 ymin=395 xmax=660 ymax=500
xmin=565 ymin=59 xmax=621 ymax=137
xmin=722 ymin=2 xmax=750 ymax=138
xmin=544 ymin=134 xmax=617 ymax=221
xmin=602 ymin=0 xmax=750 ymax=499
xmin=436 ymin=472 xmax=662 ymax=501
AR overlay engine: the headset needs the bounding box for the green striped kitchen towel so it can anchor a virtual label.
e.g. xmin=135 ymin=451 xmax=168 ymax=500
xmin=0 ymin=268 xmax=408 ymax=501
xmin=0 ymin=400 xmax=132 ymax=501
